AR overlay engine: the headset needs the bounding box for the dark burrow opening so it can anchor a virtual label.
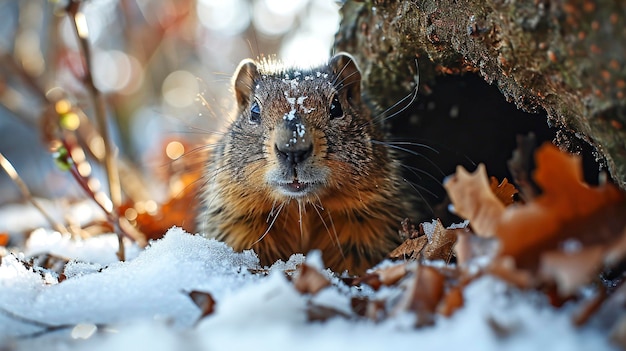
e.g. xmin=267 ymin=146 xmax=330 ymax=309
xmin=390 ymin=73 xmax=602 ymax=225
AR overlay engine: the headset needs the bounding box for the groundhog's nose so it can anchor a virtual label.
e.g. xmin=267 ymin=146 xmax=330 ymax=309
xmin=275 ymin=143 xmax=313 ymax=166
xmin=275 ymin=111 xmax=313 ymax=167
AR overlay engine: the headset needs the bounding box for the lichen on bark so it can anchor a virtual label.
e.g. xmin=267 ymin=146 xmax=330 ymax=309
xmin=335 ymin=0 xmax=626 ymax=188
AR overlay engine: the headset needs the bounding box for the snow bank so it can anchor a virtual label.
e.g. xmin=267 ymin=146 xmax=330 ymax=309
xmin=0 ymin=227 xmax=617 ymax=351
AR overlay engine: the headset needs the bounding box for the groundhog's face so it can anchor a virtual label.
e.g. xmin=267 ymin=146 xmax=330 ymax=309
xmin=224 ymin=53 xmax=388 ymax=205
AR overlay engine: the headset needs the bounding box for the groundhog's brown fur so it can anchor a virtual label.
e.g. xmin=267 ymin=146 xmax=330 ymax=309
xmin=198 ymin=53 xmax=421 ymax=274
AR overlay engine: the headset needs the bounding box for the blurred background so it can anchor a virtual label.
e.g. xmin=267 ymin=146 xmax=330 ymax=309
xmin=0 ymin=0 xmax=340 ymax=208
xmin=0 ymin=0 xmax=602 ymax=237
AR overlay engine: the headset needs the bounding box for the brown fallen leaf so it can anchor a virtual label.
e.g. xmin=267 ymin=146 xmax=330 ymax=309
xmin=0 ymin=233 xmax=8 ymax=247
xmin=188 ymin=290 xmax=216 ymax=321
xmin=421 ymin=219 xmax=458 ymax=262
xmin=538 ymin=245 xmax=605 ymax=296
xmin=444 ymin=164 xmax=505 ymax=237
xmin=486 ymin=256 xmax=534 ymax=290
xmin=307 ymin=304 xmax=351 ymax=322
xmin=437 ymin=285 xmax=464 ymax=317
xmin=489 ymin=177 xmax=518 ymax=206
xmin=388 ymin=236 xmax=427 ymax=261
xmin=573 ymin=287 xmax=607 ymax=326
xmin=453 ymin=230 xmax=498 ymax=267
xmin=445 ymin=143 xmax=625 ymax=265
xmin=353 ymin=263 xmax=408 ymax=291
xmin=444 ymin=142 xmax=626 ymax=326
xmin=376 ymin=263 xmax=408 ymax=286
xmin=351 ymin=297 xmax=386 ymax=321
xmin=496 ymin=144 xmax=624 ymax=259
xmin=392 ymin=265 xmax=445 ymax=326
xmin=292 ymin=263 xmax=330 ymax=295
xmin=119 ymin=139 xmax=205 ymax=241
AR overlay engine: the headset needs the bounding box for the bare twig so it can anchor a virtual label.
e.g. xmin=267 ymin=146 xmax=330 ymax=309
xmin=0 ymin=305 xmax=58 ymax=329
xmin=0 ymin=305 xmax=106 ymax=340
xmin=0 ymin=152 xmax=70 ymax=235
xmin=58 ymin=139 xmax=147 ymax=252
xmin=65 ymin=3 xmax=122 ymax=212
xmin=65 ymin=2 xmax=124 ymax=258
xmin=0 ymin=52 xmax=47 ymax=102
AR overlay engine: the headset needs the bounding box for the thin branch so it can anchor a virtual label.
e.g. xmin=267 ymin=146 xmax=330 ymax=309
xmin=0 ymin=152 xmax=70 ymax=235
xmin=59 ymin=138 xmax=147 ymax=252
xmin=0 ymin=305 xmax=106 ymax=340
xmin=0 ymin=53 xmax=47 ymax=102
xmin=65 ymin=3 xmax=122 ymax=212
xmin=0 ymin=305 xmax=57 ymax=329
xmin=65 ymin=2 xmax=125 ymax=258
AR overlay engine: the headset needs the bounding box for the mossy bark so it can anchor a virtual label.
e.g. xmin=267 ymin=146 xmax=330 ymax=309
xmin=335 ymin=0 xmax=626 ymax=188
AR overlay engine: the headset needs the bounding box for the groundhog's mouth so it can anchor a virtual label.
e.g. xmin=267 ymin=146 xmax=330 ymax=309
xmin=277 ymin=179 xmax=315 ymax=197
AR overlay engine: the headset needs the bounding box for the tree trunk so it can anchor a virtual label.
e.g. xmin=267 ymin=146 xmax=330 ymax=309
xmin=335 ymin=0 xmax=626 ymax=188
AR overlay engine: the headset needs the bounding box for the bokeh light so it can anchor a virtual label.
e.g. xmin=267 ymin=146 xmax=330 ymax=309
xmin=197 ymin=0 xmax=250 ymax=35
xmin=93 ymin=50 xmax=144 ymax=94
xmin=162 ymin=70 xmax=200 ymax=109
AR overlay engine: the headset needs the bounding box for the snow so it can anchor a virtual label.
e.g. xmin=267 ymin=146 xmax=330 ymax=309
xmin=0 ymin=227 xmax=618 ymax=351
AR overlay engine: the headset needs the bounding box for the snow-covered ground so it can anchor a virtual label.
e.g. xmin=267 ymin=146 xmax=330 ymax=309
xmin=0 ymin=227 xmax=617 ymax=350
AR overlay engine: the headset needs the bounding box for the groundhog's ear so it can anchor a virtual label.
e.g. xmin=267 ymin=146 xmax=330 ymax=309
xmin=233 ymin=59 xmax=259 ymax=107
xmin=329 ymin=53 xmax=361 ymax=105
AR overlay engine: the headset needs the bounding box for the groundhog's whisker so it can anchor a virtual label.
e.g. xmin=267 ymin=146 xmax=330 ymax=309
xmin=399 ymin=169 xmax=440 ymax=198
xmin=373 ymin=90 xmax=419 ymax=127
xmin=267 ymin=199 xmax=279 ymax=221
xmin=174 ymin=126 xmax=228 ymax=136
xmin=332 ymin=60 xmax=358 ymax=86
xmin=400 ymin=164 xmax=444 ymax=189
xmin=368 ymin=58 xmax=419 ymax=127
xmin=371 ymin=140 xmax=446 ymax=177
xmin=199 ymin=158 xmax=265 ymax=211
xmin=297 ymin=200 xmax=305 ymax=242
xmin=312 ymin=194 xmax=343 ymax=256
xmin=383 ymin=141 xmax=439 ymax=153
xmin=334 ymin=71 xmax=361 ymax=91
xmin=254 ymin=201 xmax=286 ymax=246
xmin=401 ymin=177 xmax=435 ymax=216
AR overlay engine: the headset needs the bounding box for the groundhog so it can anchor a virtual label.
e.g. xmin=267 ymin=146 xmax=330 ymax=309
xmin=197 ymin=53 xmax=426 ymax=274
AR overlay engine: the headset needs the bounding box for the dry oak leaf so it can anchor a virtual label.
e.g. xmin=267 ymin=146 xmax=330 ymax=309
xmin=489 ymin=177 xmax=518 ymax=206
xmin=389 ymin=218 xmax=427 ymax=261
xmin=445 ymin=144 xmax=624 ymax=259
xmin=351 ymin=297 xmax=386 ymax=321
xmin=538 ymin=246 xmax=605 ymax=296
xmin=292 ymin=263 xmax=330 ymax=295
xmin=188 ymin=290 xmax=216 ymax=322
xmin=444 ymin=163 xmax=505 ymax=237
xmin=495 ymin=144 xmax=624 ymax=259
xmin=454 ymin=229 xmax=499 ymax=267
xmin=120 ymin=170 xmax=200 ymax=241
xmin=421 ymin=219 xmax=459 ymax=262
xmin=353 ymin=263 xmax=408 ymax=290
xmin=388 ymin=236 xmax=427 ymax=261
xmin=392 ymin=265 xmax=445 ymax=327
xmin=437 ymin=285 xmax=464 ymax=317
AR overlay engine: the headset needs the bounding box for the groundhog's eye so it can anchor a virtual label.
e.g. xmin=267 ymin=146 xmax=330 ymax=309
xmin=329 ymin=94 xmax=344 ymax=119
xmin=249 ymin=101 xmax=261 ymax=124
